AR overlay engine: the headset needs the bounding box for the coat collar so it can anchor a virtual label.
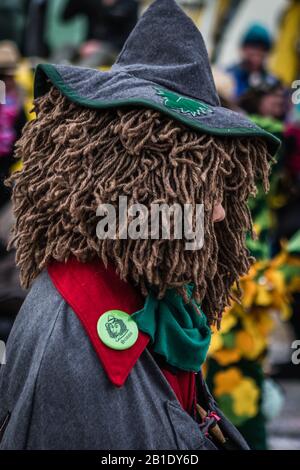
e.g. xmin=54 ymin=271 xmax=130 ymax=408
xmin=48 ymin=258 xmax=150 ymax=387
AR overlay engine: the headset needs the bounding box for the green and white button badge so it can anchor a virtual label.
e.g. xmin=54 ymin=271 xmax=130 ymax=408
xmin=97 ymin=310 xmax=139 ymax=350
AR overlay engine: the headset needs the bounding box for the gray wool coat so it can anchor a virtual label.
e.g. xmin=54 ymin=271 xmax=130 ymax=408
xmin=0 ymin=271 xmax=249 ymax=450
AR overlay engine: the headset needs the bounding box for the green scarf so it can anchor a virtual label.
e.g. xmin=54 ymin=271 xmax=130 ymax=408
xmin=132 ymin=286 xmax=211 ymax=372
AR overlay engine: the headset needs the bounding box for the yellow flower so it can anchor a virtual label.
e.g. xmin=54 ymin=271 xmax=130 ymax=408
xmin=255 ymin=285 xmax=273 ymax=306
xmin=288 ymin=276 xmax=300 ymax=293
xmin=10 ymin=160 xmax=23 ymax=174
xmin=235 ymin=331 xmax=254 ymax=355
xmin=278 ymin=302 xmax=292 ymax=320
xmin=241 ymin=280 xmax=257 ymax=309
xmin=219 ymin=311 xmax=237 ymax=334
xmin=267 ymin=287 xmax=292 ymax=319
xmin=213 ymin=367 xmax=242 ymax=397
xmin=242 ymin=264 xmax=258 ymax=281
xmin=253 ymin=223 xmax=261 ymax=236
xmin=238 ymin=317 xmax=267 ymax=359
xmin=230 ymin=303 xmax=245 ymax=318
xmin=270 ymin=251 xmax=288 ymax=269
xmin=265 ymin=269 xmax=285 ymax=295
xmin=15 ymin=61 xmax=35 ymax=121
xmin=208 ymin=331 xmax=223 ymax=354
xmin=212 ymin=348 xmax=241 ymax=366
xmin=231 ymin=377 xmax=260 ymax=417
xmin=256 ymin=311 xmax=275 ymax=337
xmin=285 ymin=256 xmax=300 ymax=268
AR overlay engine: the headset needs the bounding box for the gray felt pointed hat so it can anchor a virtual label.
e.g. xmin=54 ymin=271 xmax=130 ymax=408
xmin=34 ymin=0 xmax=280 ymax=154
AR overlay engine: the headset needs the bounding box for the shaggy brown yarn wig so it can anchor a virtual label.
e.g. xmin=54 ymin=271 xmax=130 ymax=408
xmin=8 ymin=87 xmax=273 ymax=325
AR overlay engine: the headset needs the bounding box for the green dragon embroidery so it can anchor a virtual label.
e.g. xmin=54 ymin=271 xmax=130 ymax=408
xmin=155 ymin=87 xmax=213 ymax=117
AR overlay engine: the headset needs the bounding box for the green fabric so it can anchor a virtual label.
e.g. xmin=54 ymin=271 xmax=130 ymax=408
xmin=131 ymin=286 xmax=211 ymax=372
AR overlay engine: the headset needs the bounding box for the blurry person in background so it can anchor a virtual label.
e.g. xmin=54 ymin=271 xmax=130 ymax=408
xmin=238 ymin=82 xmax=287 ymax=241
xmin=227 ymin=23 xmax=279 ymax=100
xmin=62 ymin=0 xmax=138 ymax=66
xmin=212 ymin=67 xmax=241 ymax=112
xmin=22 ymin=0 xmax=50 ymax=58
xmin=0 ymin=0 xmax=24 ymax=48
xmin=271 ymin=104 xmax=300 ymax=379
xmin=284 ymin=104 xmax=300 ymax=184
xmin=238 ymin=82 xmax=287 ymax=123
xmin=274 ymin=103 xmax=300 ymax=249
xmin=0 ymin=41 xmax=27 ymax=342
xmin=0 ymin=41 xmax=26 ymax=212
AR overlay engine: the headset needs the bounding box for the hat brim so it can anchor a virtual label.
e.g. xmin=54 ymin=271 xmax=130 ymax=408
xmin=34 ymin=63 xmax=281 ymax=155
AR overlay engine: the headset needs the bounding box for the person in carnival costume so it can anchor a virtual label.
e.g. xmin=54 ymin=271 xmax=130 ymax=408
xmin=0 ymin=0 xmax=280 ymax=450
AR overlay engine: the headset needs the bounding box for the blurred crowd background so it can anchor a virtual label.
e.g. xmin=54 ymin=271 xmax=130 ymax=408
xmin=0 ymin=0 xmax=300 ymax=450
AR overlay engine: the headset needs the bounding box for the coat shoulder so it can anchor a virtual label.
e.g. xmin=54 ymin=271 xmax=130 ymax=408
xmin=0 ymin=271 xmax=70 ymax=448
xmin=2 ymin=270 xmax=67 ymax=373
xmin=0 ymin=270 xmax=112 ymax=449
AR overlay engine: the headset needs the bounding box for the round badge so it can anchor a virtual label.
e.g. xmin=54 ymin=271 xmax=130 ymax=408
xmin=97 ymin=310 xmax=139 ymax=350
